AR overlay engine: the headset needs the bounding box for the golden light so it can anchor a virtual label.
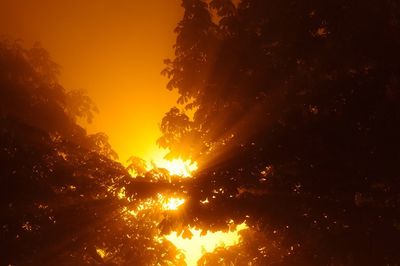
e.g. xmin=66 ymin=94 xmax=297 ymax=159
xmin=123 ymin=194 xmax=186 ymax=218
xmin=120 ymin=192 xmax=249 ymax=266
xmin=117 ymin=187 xmax=126 ymax=200
xmin=154 ymin=158 xmax=198 ymax=177
xmin=165 ymin=222 xmax=249 ymax=266
xmin=96 ymin=248 xmax=108 ymax=259
xmin=1 ymin=1 xmax=184 ymax=166
xmin=129 ymin=148 xmax=198 ymax=178
xmin=162 ymin=197 xmax=185 ymax=211
xmin=200 ymin=198 xmax=209 ymax=205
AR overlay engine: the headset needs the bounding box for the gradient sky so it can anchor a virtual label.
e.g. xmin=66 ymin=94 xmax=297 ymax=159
xmin=0 ymin=0 xmax=183 ymax=164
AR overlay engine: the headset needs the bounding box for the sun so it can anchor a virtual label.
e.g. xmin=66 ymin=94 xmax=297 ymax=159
xmin=165 ymin=222 xmax=249 ymax=266
xmin=162 ymin=196 xmax=185 ymax=210
xmin=154 ymin=158 xmax=198 ymax=177
xmin=134 ymin=148 xmax=198 ymax=178
xmin=122 ymin=193 xmax=249 ymax=266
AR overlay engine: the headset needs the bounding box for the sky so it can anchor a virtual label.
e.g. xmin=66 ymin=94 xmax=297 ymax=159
xmin=0 ymin=0 xmax=183 ymax=164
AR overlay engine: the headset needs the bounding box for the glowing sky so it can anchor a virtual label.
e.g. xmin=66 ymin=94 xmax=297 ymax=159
xmin=0 ymin=0 xmax=182 ymax=164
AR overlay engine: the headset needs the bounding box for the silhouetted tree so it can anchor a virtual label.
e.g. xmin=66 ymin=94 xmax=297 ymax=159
xmin=160 ymin=0 xmax=400 ymax=264
xmin=0 ymin=40 xmax=181 ymax=265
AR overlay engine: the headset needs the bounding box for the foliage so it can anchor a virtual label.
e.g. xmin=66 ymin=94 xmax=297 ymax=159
xmin=160 ymin=0 xmax=400 ymax=264
xmin=0 ymin=40 xmax=180 ymax=265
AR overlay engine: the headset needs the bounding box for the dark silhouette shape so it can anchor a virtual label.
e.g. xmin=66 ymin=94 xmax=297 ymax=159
xmin=159 ymin=0 xmax=400 ymax=264
xmin=0 ymin=40 xmax=182 ymax=265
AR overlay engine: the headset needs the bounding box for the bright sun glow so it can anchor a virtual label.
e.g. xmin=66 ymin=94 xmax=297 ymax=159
xmin=130 ymin=148 xmax=198 ymax=178
xmin=122 ymin=193 xmax=248 ymax=266
xmin=165 ymin=222 xmax=248 ymax=266
xmin=123 ymin=194 xmax=186 ymax=218
xmin=162 ymin=197 xmax=185 ymax=210
xmin=153 ymin=158 xmax=198 ymax=177
xmin=96 ymin=248 xmax=108 ymax=259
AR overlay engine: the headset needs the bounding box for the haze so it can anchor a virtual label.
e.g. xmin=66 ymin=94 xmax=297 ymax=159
xmin=0 ymin=0 xmax=182 ymax=164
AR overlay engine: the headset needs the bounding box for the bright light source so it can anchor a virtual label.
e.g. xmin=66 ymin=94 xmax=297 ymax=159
xmin=123 ymin=194 xmax=186 ymax=219
xmin=117 ymin=187 xmax=126 ymax=199
xmin=96 ymin=248 xmax=108 ymax=259
xmin=165 ymin=222 xmax=248 ymax=266
xmin=162 ymin=197 xmax=185 ymax=210
xmin=154 ymin=158 xmax=198 ymax=177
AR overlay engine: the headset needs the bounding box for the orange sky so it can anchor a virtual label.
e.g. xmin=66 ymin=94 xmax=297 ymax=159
xmin=0 ymin=0 xmax=183 ymax=164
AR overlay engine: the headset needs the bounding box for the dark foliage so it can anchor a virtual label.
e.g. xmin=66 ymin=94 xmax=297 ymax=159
xmin=160 ymin=0 xmax=400 ymax=264
xmin=0 ymin=40 xmax=181 ymax=265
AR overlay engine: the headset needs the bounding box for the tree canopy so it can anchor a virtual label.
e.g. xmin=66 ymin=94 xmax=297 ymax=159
xmin=0 ymin=40 xmax=183 ymax=265
xmin=2 ymin=0 xmax=400 ymax=264
xmin=158 ymin=0 xmax=400 ymax=264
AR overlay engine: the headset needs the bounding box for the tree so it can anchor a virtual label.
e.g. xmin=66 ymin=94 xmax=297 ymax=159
xmin=160 ymin=0 xmax=400 ymax=264
xmin=0 ymin=40 xmax=182 ymax=265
